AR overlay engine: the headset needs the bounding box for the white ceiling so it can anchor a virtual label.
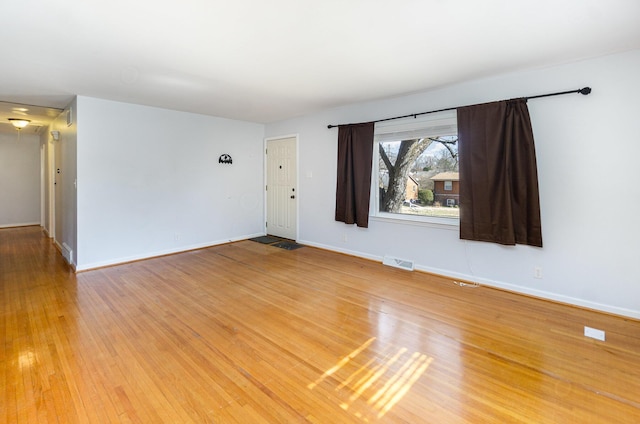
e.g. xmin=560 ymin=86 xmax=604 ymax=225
xmin=1 ymin=0 xmax=639 ymax=129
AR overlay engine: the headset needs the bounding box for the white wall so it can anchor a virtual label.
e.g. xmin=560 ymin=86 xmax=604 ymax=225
xmin=265 ymin=49 xmax=640 ymax=319
xmin=76 ymin=96 xmax=265 ymax=270
xmin=0 ymin=132 xmax=41 ymax=227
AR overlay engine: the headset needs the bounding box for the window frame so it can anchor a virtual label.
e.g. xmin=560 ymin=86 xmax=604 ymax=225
xmin=370 ymin=111 xmax=460 ymax=228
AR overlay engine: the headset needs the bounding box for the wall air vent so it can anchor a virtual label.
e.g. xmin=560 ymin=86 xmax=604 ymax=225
xmin=382 ymin=255 xmax=414 ymax=271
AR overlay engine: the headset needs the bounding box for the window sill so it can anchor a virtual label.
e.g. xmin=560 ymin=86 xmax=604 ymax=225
xmin=370 ymin=213 xmax=459 ymax=230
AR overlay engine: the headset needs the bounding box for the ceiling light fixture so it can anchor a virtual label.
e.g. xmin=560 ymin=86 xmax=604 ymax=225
xmin=8 ymin=118 xmax=31 ymax=129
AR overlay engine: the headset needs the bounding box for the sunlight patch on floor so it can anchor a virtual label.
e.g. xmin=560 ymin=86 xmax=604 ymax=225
xmin=308 ymin=337 xmax=433 ymax=421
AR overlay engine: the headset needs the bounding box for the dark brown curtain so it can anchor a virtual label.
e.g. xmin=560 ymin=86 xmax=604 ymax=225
xmin=335 ymin=122 xmax=375 ymax=228
xmin=458 ymin=99 xmax=543 ymax=247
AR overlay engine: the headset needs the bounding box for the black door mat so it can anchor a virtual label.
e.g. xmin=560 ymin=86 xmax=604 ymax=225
xmin=271 ymin=241 xmax=304 ymax=250
xmin=249 ymin=236 xmax=304 ymax=250
xmin=249 ymin=236 xmax=283 ymax=244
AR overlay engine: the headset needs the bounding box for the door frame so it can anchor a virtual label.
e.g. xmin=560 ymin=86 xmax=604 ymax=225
xmin=264 ymin=134 xmax=299 ymax=240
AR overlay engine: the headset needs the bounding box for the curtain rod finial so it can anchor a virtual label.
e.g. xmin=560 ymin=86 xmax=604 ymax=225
xmin=579 ymin=87 xmax=592 ymax=95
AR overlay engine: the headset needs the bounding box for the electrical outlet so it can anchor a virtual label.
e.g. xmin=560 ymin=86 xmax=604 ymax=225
xmin=584 ymin=326 xmax=605 ymax=341
xmin=342 ymin=234 xmax=347 ymax=242
xmin=533 ymin=266 xmax=542 ymax=279
xmin=174 ymin=233 xmax=181 ymax=241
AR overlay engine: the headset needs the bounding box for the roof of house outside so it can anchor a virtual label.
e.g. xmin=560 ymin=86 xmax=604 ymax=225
xmin=430 ymin=172 xmax=459 ymax=181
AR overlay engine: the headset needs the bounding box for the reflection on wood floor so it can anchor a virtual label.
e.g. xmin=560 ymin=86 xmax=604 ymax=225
xmin=2 ymin=226 xmax=639 ymax=423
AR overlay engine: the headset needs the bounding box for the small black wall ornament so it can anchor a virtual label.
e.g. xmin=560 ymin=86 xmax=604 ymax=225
xmin=218 ymin=154 xmax=233 ymax=164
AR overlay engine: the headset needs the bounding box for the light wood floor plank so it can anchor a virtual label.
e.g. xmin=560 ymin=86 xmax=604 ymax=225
xmin=1 ymin=226 xmax=639 ymax=423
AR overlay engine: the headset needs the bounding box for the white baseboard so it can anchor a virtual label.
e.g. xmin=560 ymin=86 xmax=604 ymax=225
xmin=61 ymin=242 xmax=73 ymax=265
xmin=75 ymin=232 xmax=264 ymax=272
xmin=0 ymin=222 xmax=40 ymax=229
xmin=413 ymin=263 xmax=640 ymax=320
xmin=299 ymin=240 xmax=640 ymax=320
xmin=298 ymin=239 xmax=383 ymax=262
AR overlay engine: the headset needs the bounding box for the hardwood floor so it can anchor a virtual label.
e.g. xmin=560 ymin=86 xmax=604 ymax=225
xmin=2 ymin=226 xmax=639 ymax=423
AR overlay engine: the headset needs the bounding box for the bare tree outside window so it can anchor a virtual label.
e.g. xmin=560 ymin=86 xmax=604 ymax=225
xmin=378 ymin=135 xmax=459 ymax=219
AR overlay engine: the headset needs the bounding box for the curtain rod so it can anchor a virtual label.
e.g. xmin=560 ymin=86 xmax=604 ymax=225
xmin=326 ymin=87 xmax=591 ymax=129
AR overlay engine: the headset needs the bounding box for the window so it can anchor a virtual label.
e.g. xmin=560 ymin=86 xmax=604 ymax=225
xmin=372 ymin=111 xmax=459 ymax=224
xmin=447 ymin=198 xmax=455 ymax=207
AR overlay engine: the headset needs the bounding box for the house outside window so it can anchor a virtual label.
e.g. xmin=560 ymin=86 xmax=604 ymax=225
xmin=431 ymin=172 xmax=460 ymax=207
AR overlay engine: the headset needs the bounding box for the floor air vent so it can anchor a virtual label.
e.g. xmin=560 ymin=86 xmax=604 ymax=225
xmin=382 ymin=255 xmax=414 ymax=271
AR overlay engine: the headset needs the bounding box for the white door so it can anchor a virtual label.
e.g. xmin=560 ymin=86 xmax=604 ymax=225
xmin=54 ymin=134 xmax=63 ymax=244
xmin=266 ymin=137 xmax=297 ymax=239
